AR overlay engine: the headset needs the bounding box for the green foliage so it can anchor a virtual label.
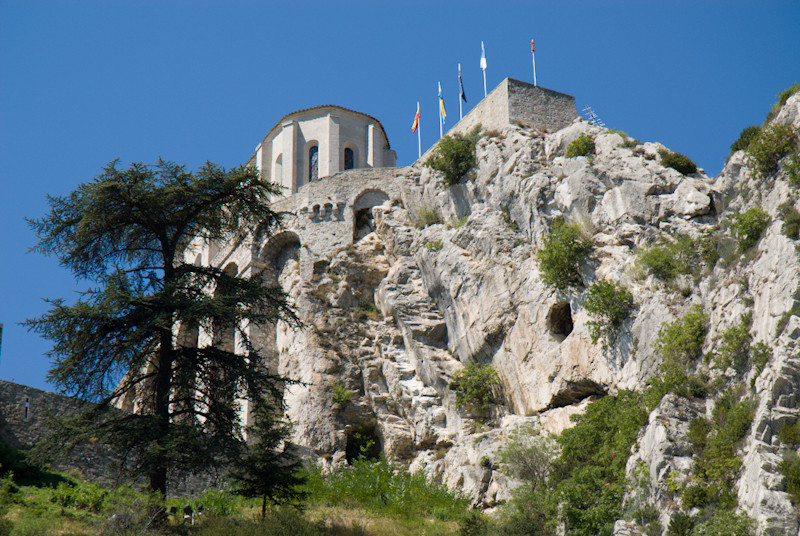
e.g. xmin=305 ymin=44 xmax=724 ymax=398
xmin=777 ymin=419 xmax=800 ymax=446
xmin=490 ymin=486 xmax=557 ymax=536
xmin=301 ymin=458 xmax=468 ymax=520
xmin=50 ymin=480 xmax=107 ymax=512
xmin=779 ymin=201 xmax=800 ymax=239
xmin=536 ymin=218 xmax=592 ymax=289
xmin=715 ymin=314 xmax=752 ymax=373
xmin=780 ymin=452 xmax=800 ymax=504
xmin=357 ymin=294 xmax=379 ymax=318
xmin=25 ymin=160 xmax=297 ymax=497
xmin=424 ymin=239 xmax=444 ymax=251
xmin=459 ymin=509 xmax=489 ymax=536
xmin=731 ymin=206 xmax=770 ymax=251
xmin=552 ymin=391 xmax=649 ymax=536
xmin=746 ymin=122 xmax=798 ymax=177
xmin=785 ymin=152 xmax=800 ymax=186
xmin=636 ymin=234 xmax=715 ymax=282
xmin=764 ymin=82 xmax=800 ymax=123
xmin=730 ymin=125 xmax=761 ymax=154
xmin=565 ymin=134 xmax=595 ymax=158
xmin=229 ymin=402 xmax=306 ymax=518
xmin=682 ymin=392 xmax=754 ymax=511
xmin=667 ymin=512 xmax=696 ymax=536
xmin=447 ymin=216 xmax=468 ymax=229
xmin=498 ymin=427 xmax=558 ymax=492
xmin=425 ymin=126 xmax=482 ymax=186
xmin=658 ymin=148 xmax=697 ymax=174
xmin=449 ymin=363 xmax=502 ymax=415
xmin=583 ymin=280 xmax=634 ymax=346
xmin=644 ymin=360 xmax=709 ymax=410
xmin=749 ymin=341 xmax=772 ymax=388
xmin=415 ymin=205 xmax=442 ymax=228
xmin=332 ymin=384 xmax=356 ymax=409
xmin=689 ymin=511 xmax=755 ymax=536
xmin=654 ymin=305 xmax=707 ymax=365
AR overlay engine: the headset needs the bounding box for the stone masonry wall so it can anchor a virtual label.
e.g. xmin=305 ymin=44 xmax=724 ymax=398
xmin=506 ymin=78 xmax=577 ymax=132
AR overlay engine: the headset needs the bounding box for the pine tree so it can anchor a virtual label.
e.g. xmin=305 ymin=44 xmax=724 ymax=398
xmin=229 ymin=401 xmax=306 ymax=518
xmin=26 ymin=160 xmax=298 ymax=500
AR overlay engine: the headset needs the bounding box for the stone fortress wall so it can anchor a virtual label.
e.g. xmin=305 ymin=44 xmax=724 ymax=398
xmin=0 ymin=76 xmax=577 ymax=480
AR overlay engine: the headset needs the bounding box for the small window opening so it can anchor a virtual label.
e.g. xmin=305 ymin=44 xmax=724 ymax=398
xmin=344 ymin=148 xmax=354 ymax=170
xmin=309 ymin=146 xmax=319 ymax=182
xmin=547 ymin=301 xmax=573 ymax=338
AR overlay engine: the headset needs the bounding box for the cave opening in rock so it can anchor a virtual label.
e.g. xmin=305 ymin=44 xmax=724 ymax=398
xmin=547 ymin=301 xmax=573 ymax=338
xmin=345 ymin=423 xmax=382 ymax=464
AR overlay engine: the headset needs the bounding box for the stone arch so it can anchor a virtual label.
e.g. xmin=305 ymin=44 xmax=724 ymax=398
xmin=261 ymin=231 xmax=301 ymax=288
xmin=352 ymin=188 xmax=390 ymax=241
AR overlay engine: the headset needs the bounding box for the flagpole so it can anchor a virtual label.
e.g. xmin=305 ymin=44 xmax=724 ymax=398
xmin=438 ymin=82 xmax=443 ymax=139
xmin=417 ymin=102 xmax=422 ymax=159
xmin=531 ymin=40 xmax=537 ymax=86
xmin=458 ymin=64 xmax=463 ymax=120
xmin=480 ymin=41 xmax=487 ymax=97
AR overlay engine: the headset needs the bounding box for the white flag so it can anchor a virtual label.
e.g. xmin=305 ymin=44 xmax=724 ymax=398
xmin=480 ymin=41 xmax=487 ymax=70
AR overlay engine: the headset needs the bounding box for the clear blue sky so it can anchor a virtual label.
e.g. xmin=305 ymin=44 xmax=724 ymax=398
xmin=1 ymin=0 xmax=799 ymax=392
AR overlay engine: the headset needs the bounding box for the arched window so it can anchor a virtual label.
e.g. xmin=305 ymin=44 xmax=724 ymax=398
xmin=309 ymin=146 xmax=319 ymax=182
xmin=274 ymin=154 xmax=283 ymax=184
xmin=344 ymin=147 xmax=354 ymax=171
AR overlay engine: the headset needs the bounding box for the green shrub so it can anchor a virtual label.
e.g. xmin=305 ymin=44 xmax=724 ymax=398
xmin=447 ymin=215 xmax=468 ymax=229
xmin=644 ymin=360 xmax=708 ymax=409
xmin=498 ymin=426 xmax=558 ymax=491
xmin=715 ymin=314 xmax=752 ymax=372
xmin=583 ymin=280 xmax=634 ymax=346
xmin=746 ymin=122 xmax=797 ymax=177
xmin=536 ymin=218 xmax=592 ymax=289
xmin=749 ymin=341 xmax=772 ymax=387
xmin=415 ymin=205 xmax=442 ymax=228
xmin=764 ymin=82 xmax=800 ymax=123
xmin=552 ymin=391 xmax=649 ymax=536
xmin=779 ymin=201 xmax=800 ymax=239
xmin=688 ymin=417 xmax=712 ymax=453
xmin=449 ymin=363 xmax=502 ymax=414
xmin=781 ymin=452 xmax=800 ymax=504
xmin=659 ymin=149 xmax=697 ymax=174
xmin=425 ymin=126 xmax=482 ymax=186
xmin=730 ymin=125 xmax=761 ymax=154
xmin=423 ymin=239 xmax=443 ymax=250
xmin=50 ymin=481 xmax=107 ymax=513
xmin=565 ymin=133 xmax=595 ymax=158
xmin=332 ymin=383 xmax=355 ymax=409
xmin=636 ymin=234 xmax=712 ymax=281
xmin=731 ymin=206 xmax=770 ymax=251
xmin=777 ymin=420 xmax=800 ymax=446
xmin=785 ymin=152 xmax=800 ymax=186
xmin=690 ymin=511 xmax=756 ymax=536
xmin=667 ymin=512 xmax=696 ymax=536
xmin=196 ymin=507 xmax=328 ymax=536
xmin=301 ymin=457 xmax=468 ymax=520
xmin=654 ymin=305 xmax=707 ymax=365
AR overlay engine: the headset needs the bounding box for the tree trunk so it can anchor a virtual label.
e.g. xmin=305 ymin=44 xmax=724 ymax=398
xmin=262 ymin=494 xmax=267 ymax=519
xmin=150 ymin=324 xmax=174 ymax=500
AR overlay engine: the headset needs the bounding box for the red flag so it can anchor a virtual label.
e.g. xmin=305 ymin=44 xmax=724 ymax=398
xmin=412 ymin=103 xmax=420 ymax=133
xmin=530 ymin=40 xmax=535 ymax=53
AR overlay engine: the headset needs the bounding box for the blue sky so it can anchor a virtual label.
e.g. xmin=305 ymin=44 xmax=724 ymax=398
xmin=1 ymin=0 xmax=799 ymax=392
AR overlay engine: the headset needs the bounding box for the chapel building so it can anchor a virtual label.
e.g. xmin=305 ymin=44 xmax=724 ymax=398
xmin=247 ymin=105 xmax=397 ymax=196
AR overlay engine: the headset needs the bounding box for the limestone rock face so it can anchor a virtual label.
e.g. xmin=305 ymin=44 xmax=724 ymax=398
xmin=251 ymin=97 xmax=800 ymax=533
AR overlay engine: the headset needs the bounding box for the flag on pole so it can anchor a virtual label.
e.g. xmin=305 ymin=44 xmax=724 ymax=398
xmin=530 ymin=39 xmax=535 ymax=53
xmin=530 ymin=38 xmax=537 ymax=87
xmin=438 ymin=82 xmax=446 ymax=120
xmin=412 ymin=102 xmax=420 ymax=133
xmin=480 ymin=41 xmax=487 ymax=70
xmin=458 ymin=66 xmax=467 ymax=103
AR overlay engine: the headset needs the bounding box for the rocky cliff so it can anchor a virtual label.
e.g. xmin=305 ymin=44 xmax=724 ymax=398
xmin=271 ymin=93 xmax=800 ymax=534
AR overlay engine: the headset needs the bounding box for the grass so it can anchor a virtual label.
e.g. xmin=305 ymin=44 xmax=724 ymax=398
xmin=415 ymin=205 xmax=441 ymax=228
